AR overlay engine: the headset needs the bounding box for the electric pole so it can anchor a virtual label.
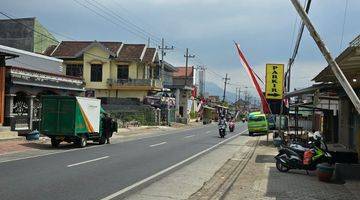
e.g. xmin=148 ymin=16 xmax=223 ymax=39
xmin=184 ymin=48 xmax=195 ymax=86
xmin=222 ymin=73 xmax=230 ymax=102
xmin=290 ymin=0 xmax=360 ymax=114
xmin=158 ymin=38 xmax=174 ymax=82
xmin=236 ymin=88 xmax=238 ymax=103
xmin=197 ymin=66 xmax=206 ymax=97
xmin=237 ymin=87 xmax=241 ymax=102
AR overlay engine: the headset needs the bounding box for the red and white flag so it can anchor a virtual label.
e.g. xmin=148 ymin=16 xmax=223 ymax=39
xmin=234 ymin=42 xmax=271 ymax=114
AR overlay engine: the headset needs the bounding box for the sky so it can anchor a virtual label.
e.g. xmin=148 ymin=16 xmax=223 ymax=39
xmin=2 ymin=0 xmax=360 ymax=98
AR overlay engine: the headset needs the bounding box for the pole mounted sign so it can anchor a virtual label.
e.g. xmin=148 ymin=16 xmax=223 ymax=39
xmin=265 ymin=64 xmax=284 ymax=100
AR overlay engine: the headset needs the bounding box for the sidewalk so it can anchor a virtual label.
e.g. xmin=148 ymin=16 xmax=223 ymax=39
xmin=222 ymin=134 xmax=360 ymax=200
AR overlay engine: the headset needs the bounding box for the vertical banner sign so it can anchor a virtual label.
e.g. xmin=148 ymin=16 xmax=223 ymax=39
xmin=234 ymin=42 xmax=271 ymax=114
xmin=265 ymin=64 xmax=284 ymax=100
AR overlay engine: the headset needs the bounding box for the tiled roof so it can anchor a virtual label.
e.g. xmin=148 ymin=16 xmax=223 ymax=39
xmin=142 ymin=48 xmax=156 ymax=63
xmin=116 ymin=44 xmax=146 ymax=62
xmin=42 ymin=45 xmax=57 ymax=56
xmin=49 ymin=41 xmax=122 ymax=58
xmin=173 ymin=66 xmax=194 ymax=77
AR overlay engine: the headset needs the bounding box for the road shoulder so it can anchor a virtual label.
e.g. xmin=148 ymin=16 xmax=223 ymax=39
xmin=124 ymin=131 xmax=253 ymax=200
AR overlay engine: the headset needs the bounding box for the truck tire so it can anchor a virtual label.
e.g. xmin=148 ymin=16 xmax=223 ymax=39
xmin=99 ymin=136 xmax=106 ymax=145
xmin=78 ymin=136 xmax=87 ymax=148
xmin=51 ymin=138 xmax=60 ymax=148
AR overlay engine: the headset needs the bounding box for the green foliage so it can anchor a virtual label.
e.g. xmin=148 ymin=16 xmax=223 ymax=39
xmin=109 ymin=107 xmax=157 ymax=126
xmin=221 ymin=101 xmax=229 ymax=107
xmin=190 ymin=111 xmax=197 ymax=119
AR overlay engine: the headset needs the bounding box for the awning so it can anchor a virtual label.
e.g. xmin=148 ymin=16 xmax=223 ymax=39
xmin=313 ymin=45 xmax=360 ymax=86
xmin=284 ymin=83 xmax=334 ymax=98
xmin=202 ymin=105 xmax=215 ymax=110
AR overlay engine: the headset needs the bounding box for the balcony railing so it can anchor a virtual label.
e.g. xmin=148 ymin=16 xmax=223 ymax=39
xmin=107 ymin=78 xmax=162 ymax=88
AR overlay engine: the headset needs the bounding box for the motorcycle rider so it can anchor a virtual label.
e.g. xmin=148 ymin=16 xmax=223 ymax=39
xmin=218 ymin=114 xmax=227 ymax=129
xmin=218 ymin=114 xmax=227 ymax=138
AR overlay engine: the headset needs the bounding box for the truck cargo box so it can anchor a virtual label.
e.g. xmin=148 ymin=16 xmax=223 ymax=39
xmin=40 ymin=96 xmax=105 ymax=147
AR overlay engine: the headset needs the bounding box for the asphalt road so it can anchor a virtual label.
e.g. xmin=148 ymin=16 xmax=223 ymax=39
xmin=0 ymin=123 xmax=247 ymax=200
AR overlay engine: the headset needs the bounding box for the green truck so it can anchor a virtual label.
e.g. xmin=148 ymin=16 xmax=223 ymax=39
xmin=40 ymin=96 xmax=114 ymax=148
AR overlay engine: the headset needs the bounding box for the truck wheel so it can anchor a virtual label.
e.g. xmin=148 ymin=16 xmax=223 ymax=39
xmin=51 ymin=138 xmax=60 ymax=148
xmin=78 ymin=136 xmax=87 ymax=148
xmin=99 ymin=137 xmax=106 ymax=145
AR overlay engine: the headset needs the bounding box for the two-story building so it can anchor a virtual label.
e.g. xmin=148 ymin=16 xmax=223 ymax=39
xmin=44 ymin=41 xmax=162 ymax=101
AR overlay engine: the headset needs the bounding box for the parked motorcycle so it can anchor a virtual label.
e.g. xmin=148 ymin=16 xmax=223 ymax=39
xmin=274 ymin=133 xmax=333 ymax=173
xmin=218 ymin=123 xmax=226 ymax=138
xmin=229 ymin=121 xmax=235 ymax=132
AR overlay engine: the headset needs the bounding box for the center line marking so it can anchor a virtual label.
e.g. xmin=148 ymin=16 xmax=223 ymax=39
xmin=184 ymin=135 xmax=195 ymax=138
xmin=149 ymin=142 xmax=167 ymax=147
xmin=67 ymin=156 xmax=109 ymax=167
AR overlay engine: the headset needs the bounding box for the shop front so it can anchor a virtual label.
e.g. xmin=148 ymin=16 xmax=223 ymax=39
xmin=4 ymin=66 xmax=84 ymax=134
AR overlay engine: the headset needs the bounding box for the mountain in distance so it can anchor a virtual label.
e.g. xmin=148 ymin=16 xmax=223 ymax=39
xmin=205 ymin=81 xmax=237 ymax=102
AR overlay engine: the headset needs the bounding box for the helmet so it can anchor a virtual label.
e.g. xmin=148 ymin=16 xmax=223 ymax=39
xmin=313 ymin=131 xmax=322 ymax=141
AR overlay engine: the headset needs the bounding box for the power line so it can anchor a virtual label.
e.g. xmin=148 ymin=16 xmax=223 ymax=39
xmin=73 ymin=0 xmax=154 ymax=45
xmin=0 ymin=11 xmax=128 ymax=62
xmin=285 ymin=0 xmax=312 ymax=92
xmin=89 ymin=0 xmax=163 ymax=46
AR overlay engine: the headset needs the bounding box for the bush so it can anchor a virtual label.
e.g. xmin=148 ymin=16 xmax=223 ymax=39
xmin=190 ymin=111 xmax=197 ymax=119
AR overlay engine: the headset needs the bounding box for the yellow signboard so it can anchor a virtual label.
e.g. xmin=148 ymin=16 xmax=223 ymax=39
xmin=265 ymin=64 xmax=284 ymax=100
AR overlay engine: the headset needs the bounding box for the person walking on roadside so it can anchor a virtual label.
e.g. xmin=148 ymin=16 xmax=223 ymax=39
xmin=102 ymin=113 xmax=113 ymax=144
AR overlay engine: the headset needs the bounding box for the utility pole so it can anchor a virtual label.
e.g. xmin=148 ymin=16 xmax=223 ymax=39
xmin=290 ymin=0 xmax=360 ymax=114
xmin=158 ymin=38 xmax=174 ymax=83
xmin=222 ymin=73 xmax=230 ymax=102
xmin=184 ymin=48 xmax=195 ymax=86
xmin=237 ymin=87 xmax=241 ymax=102
xmin=236 ymin=88 xmax=238 ymax=103
xmin=197 ymin=66 xmax=206 ymax=97
xmin=286 ymin=0 xmax=312 ymax=93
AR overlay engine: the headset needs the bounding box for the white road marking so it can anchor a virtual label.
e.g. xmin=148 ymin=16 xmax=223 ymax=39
xmin=149 ymin=142 xmax=167 ymax=147
xmin=184 ymin=135 xmax=195 ymax=138
xmin=0 ymin=124 xmax=219 ymax=164
xmin=67 ymin=156 xmax=109 ymax=167
xmin=0 ymin=145 xmax=100 ymax=164
xmin=206 ymin=131 xmax=211 ymax=134
xmin=101 ymin=129 xmax=248 ymax=200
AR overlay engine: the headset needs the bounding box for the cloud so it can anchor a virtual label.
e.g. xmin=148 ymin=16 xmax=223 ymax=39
xmin=1 ymin=0 xmax=359 ymax=93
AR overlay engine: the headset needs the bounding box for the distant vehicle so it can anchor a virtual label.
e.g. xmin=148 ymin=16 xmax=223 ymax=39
xmin=40 ymin=96 xmax=116 ymax=148
xmin=229 ymin=120 xmax=235 ymax=132
xmin=247 ymin=112 xmax=268 ymax=136
xmin=144 ymin=91 xmax=175 ymax=108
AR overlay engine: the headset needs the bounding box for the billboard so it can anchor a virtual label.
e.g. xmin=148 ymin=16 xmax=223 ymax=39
xmin=265 ymin=64 xmax=284 ymax=100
